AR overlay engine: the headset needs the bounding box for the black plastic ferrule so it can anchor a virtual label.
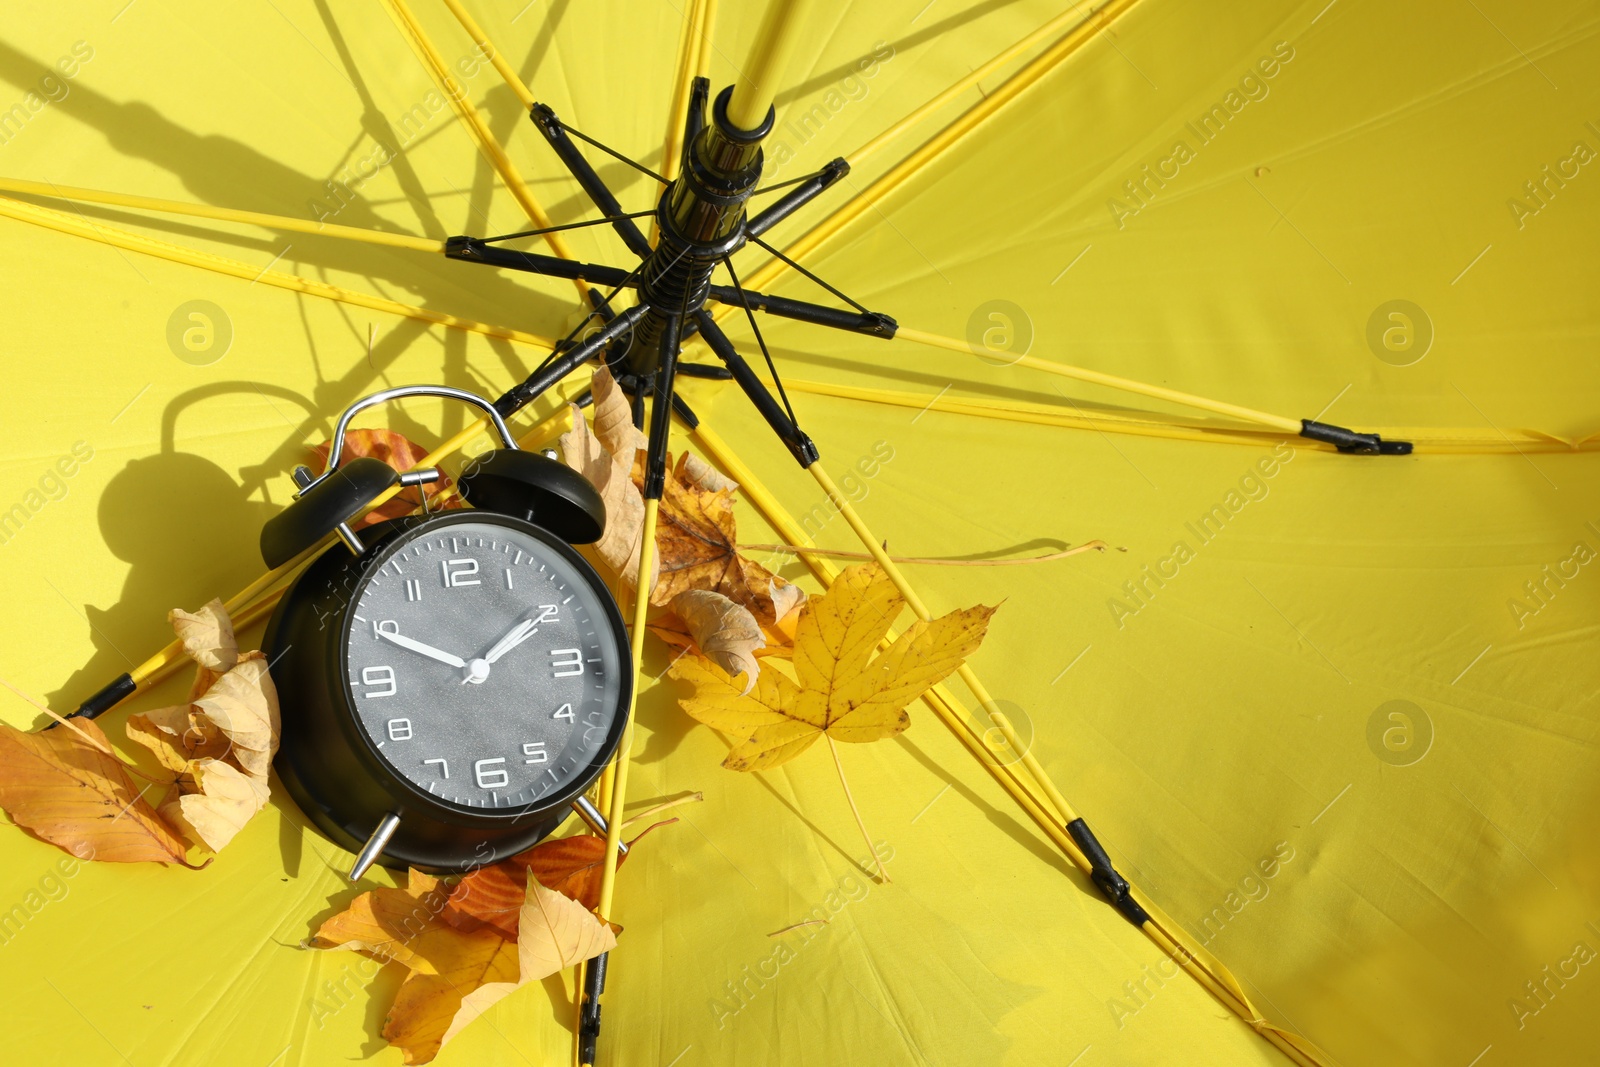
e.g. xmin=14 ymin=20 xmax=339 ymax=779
xmin=1299 ymin=419 xmax=1413 ymax=455
xmin=1066 ymin=817 xmax=1151 ymax=926
xmin=48 ymin=672 xmax=138 ymax=729
xmin=712 ymin=85 xmax=775 ymax=144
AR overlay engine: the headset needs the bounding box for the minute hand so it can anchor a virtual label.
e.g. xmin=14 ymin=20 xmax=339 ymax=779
xmin=375 ymin=629 xmax=467 ymax=668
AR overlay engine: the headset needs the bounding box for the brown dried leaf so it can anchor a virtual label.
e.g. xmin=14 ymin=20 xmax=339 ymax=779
xmin=442 ymin=820 xmax=670 ymax=937
xmin=310 ymin=428 xmax=456 ymax=527
xmin=0 ymin=718 xmax=193 ymax=864
xmin=651 ymin=472 xmax=800 ymax=624
xmin=313 ymin=870 xmax=448 ymax=967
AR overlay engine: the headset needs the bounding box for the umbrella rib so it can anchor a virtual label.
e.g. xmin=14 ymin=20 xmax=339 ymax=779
xmin=746 ymin=234 xmax=869 ymax=313
xmin=0 ymin=176 xmax=445 ymax=252
xmin=720 ymin=256 xmax=800 ymax=429
xmin=378 ymin=0 xmax=589 ymax=299
xmin=725 ymin=0 xmax=1141 ymax=306
xmin=0 ymin=196 xmax=551 ymax=349
xmin=775 ymin=376 xmax=1589 ymax=453
xmin=895 ymin=326 xmax=1303 ymax=433
xmin=660 ymin=0 xmax=710 ymax=193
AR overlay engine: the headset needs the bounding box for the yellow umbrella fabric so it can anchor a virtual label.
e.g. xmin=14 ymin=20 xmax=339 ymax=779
xmin=0 ymin=2 xmax=1596 ymax=1066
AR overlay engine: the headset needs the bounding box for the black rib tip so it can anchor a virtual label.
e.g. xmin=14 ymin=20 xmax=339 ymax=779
xmin=1300 ymin=418 xmax=1413 ymax=455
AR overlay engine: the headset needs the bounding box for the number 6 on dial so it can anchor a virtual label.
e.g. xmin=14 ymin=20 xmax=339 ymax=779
xmin=474 ymin=757 xmax=509 ymax=789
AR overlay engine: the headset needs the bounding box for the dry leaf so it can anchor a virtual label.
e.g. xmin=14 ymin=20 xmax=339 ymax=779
xmin=437 ymin=874 xmax=617 ymax=1049
xmin=769 ymin=578 xmax=807 ymax=626
xmin=676 ymin=451 xmax=737 ymax=493
xmin=160 ymin=757 xmax=269 ymax=852
xmin=0 ymin=718 xmax=194 ymax=864
xmin=316 ymin=861 xmax=616 ymax=1064
xmin=560 ymin=402 xmax=656 ymax=589
xmin=314 ymin=870 xmax=517 ymax=1065
xmin=310 ymin=428 xmax=455 ymax=527
xmin=651 ymin=470 xmax=800 ymax=624
xmin=314 ymin=869 xmax=450 ymax=969
xmin=125 ymin=704 xmax=229 ymax=775
xmin=667 ymin=590 xmax=764 ymax=693
xmin=191 ymin=651 xmax=279 ymax=779
xmin=590 ymin=363 xmax=646 ymax=459
xmin=670 ymin=563 xmax=996 ymax=771
xmin=443 ymin=821 xmax=670 ymax=938
xmin=170 ymin=598 xmax=237 ymax=699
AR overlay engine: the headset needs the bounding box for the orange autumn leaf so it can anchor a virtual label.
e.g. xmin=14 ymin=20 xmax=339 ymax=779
xmin=310 ymin=427 xmax=455 ymax=527
xmin=443 ymin=820 xmax=672 ymax=939
xmin=0 ymin=718 xmax=194 ymax=865
xmin=313 ymin=870 xmax=518 ymax=1065
xmin=315 ymin=862 xmax=620 ymax=1064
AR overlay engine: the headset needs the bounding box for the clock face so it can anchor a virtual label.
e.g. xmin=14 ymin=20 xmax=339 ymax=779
xmin=341 ymin=517 xmax=626 ymax=813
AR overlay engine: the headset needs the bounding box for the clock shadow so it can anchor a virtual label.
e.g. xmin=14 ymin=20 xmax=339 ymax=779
xmin=630 ymin=640 xmax=700 ymax=769
xmin=44 ymin=449 xmax=277 ymax=715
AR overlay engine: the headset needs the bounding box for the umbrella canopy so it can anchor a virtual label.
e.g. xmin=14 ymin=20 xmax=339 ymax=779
xmin=1 ymin=2 xmax=1596 ymax=1065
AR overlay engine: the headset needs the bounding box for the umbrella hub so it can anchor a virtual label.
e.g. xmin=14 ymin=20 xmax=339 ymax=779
xmin=627 ymin=87 xmax=774 ymax=372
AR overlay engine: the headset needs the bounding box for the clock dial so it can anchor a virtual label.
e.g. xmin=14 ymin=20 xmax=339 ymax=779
xmin=342 ymin=519 xmax=625 ymax=812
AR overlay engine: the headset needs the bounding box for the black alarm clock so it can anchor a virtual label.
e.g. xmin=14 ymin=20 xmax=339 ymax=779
xmin=261 ymin=386 xmax=632 ymax=876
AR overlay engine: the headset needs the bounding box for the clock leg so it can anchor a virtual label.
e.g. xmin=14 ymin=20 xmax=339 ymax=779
xmin=348 ymin=811 xmax=402 ymax=880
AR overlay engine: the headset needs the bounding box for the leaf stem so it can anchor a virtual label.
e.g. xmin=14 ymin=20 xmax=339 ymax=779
xmin=826 ymin=734 xmax=888 ymax=883
xmin=0 ymin=675 xmax=117 ymax=756
xmin=739 ymin=540 xmax=1112 ymax=565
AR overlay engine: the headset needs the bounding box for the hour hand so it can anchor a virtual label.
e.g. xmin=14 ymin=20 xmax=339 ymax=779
xmin=482 ymin=618 xmax=538 ymax=666
xmin=375 ymin=628 xmax=466 ymax=668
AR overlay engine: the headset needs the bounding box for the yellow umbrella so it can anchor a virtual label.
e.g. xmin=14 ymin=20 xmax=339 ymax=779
xmin=0 ymin=2 xmax=1596 ymax=1065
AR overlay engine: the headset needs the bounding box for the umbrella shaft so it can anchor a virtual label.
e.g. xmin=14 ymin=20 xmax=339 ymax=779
xmin=628 ymin=86 xmax=774 ymax=372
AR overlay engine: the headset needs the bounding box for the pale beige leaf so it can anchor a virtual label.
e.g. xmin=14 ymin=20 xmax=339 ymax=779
xmin=438 ymin=873 xmax=617 ymax=1050
xmin=768 ymin=578 xmax=806 ymax=625
xmin=676 ymin=451 xmax=737 ymax=492
xmin=590 ymin=364 xmax=646 ymax=459
xmin=438 ymin=980 xmax=518 ymax=1049
xmin=170 ymin=598 xmax=237 ymax=673
xmin=517 ymin=874 xmax=617 ymax=979
xmin=125 ymin=704 xmax=228 ymax=775
xmin=670 ymin=589 xmax=764 ymax=693
xmin=558 ymin=404 xmax=657 ymax=589
xmin=191 ymin=651 xmax=280 ymax=778
xmin=161 ymin=758 xmax=269 ymax=852
xmin=171 ymin=598 xmax=238 ymax=699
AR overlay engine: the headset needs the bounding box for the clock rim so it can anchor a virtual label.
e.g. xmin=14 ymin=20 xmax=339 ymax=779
xmin=333 ymin=508 xmax=632 ymax=826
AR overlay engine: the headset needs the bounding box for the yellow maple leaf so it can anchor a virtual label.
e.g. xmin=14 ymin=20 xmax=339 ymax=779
xmin=669 ymin=564 xmax=996 ymax=771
